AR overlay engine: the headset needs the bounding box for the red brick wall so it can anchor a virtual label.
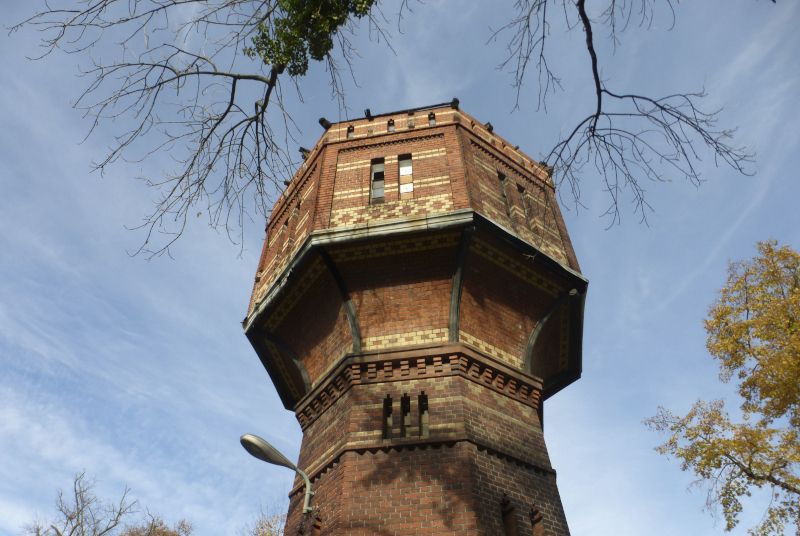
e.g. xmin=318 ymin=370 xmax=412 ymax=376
xmin=327 ymin=132 xmax=456 ymax=228
xmin=284 ymin=347 xmax=570 ymax=536
xmin=268 ymin=259 xmax=353 ymax=386
xmin=245 ymin=106 xmax=583 ymax=536
xmin=249 ymin=156 xmax=323 ymax=314
xmin=459 ymin=231 xmax=571 ymax=371
xmin=288 ymin=443 xmax=569 ymax=536
xmin=251 ymin=225 xmax=576 ymax=397
xmin=329 ymin=231 xmax=459 ymax=352
xmin=247 ymin=106 xmax=581 ymax=317
xmin=458 ymin=131 xmax=570 ymax=266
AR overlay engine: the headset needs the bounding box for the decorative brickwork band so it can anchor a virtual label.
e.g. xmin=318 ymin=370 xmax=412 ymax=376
xmin=294 ymin=343 xmax=542 ymax=432
xmin=289 ymin=437 xmax=558 ymax=498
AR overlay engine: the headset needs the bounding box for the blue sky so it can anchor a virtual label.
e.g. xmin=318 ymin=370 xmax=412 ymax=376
xmin=1 ymin=1 xmax=798 ymax=535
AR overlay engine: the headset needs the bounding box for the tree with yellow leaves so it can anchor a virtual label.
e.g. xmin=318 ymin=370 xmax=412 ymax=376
xmin=237 ymin=502 xmax=286 ymax=536
xmin=119 ymin=515 xmax=193 ymax=536
xmin=646 ymin=240 xmax=799 ymax=535
xmin=23 ymin=471 xmax=285 ymax=536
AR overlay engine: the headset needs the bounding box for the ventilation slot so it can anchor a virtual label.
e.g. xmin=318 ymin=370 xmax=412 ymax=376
xmin=382 ymin=395 xmax=393 ymax=439
xmin=501 ymin=494 xmax=520 ymax=536
xmin=418 ymin=392 xmax=429 ymax=437
xmin=530 ymin=505 xmax=544 ymax=535
xmin=401 ymin=394 xmax=411 ymax=438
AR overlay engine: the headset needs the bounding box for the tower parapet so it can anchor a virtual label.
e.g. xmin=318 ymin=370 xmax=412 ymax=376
xmin=243 ymin=101 xmax=587 ymax=536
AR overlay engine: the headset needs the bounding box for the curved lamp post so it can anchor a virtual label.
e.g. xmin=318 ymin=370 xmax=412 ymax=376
xmin=240 ymin=434 xmax=315 ymax=515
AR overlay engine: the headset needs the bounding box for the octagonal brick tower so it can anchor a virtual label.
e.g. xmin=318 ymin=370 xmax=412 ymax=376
xmin=242 ymin=100 xmax=588 ymax=536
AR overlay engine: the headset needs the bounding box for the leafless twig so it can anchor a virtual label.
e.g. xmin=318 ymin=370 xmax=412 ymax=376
xmin=493 ymin=0 xmax=753 ymax=224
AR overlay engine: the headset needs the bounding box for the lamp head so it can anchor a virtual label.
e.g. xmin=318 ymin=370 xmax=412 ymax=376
xmin=240 ymin=434 xmax=297 ymax=470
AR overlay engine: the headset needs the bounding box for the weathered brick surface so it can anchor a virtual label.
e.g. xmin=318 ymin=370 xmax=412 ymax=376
xmin=247 ymin=105 xmax=580 ymax=317
xmin=281 ymin=346 xmax=568 ymax=536
xmin=244 ymin=105 xmax=586 ymax=536
xmin=458 ymin=131 xmax=569 ymax=266
xmin=328 ymin=133 xmax=454 ymax=227
xmin=288 ymin=442 xmax=568 ymax=536
xmin=330 ymin=231 xmax=459 ymax=351
xmin=270 ymin=260 xmax=353 ymax=387
xmin=459 ymin=231 xmax=572 ymax=371
xmin=255 ymin=157 xmax=322 ymax=298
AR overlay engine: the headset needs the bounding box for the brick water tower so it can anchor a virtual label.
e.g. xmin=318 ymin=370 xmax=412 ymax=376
xmin=242 ymin=100 xmax=587 ymax=536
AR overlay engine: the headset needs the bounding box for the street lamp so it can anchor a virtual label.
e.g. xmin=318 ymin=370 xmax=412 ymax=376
xmin=240 ymin=434 xmax=315 ymax=515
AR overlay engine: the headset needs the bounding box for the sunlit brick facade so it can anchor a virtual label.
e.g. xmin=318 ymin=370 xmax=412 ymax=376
xmin=243 ymin=101 xmax=588 ymax=536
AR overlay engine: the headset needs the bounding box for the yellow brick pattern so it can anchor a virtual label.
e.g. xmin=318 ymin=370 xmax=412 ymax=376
xmin=460 ymin=331 xmax=522 ymax=368
xmin=361 ymin=328 xmax=449 ymax=351
xmin=330 ymin=232 xmax=460 ymax=263
xmin=476 ymin=157 xmax=497 ymax=174
xmin=470 ymin=237 xmax=563 ymax=298
xmin=297 ymin=210 xmax=310 ymax=232
xmin=415 ymin=175 xmax=451 ymax=188
xmin=336 ymin=159 xmax=371 ymax=172
xmin=528 ymin=229 xmax=568 ymax=264
xmin=291 ymin=227 xmax=309 ymax=257
xmin=332 ymin=188 xmax=369 ymax=201
xmin=301 ymin=183 xmax=315 ymax=200
xmin=269 ymin=227 xmax=285 ymax=247
xmin=412 ymin=147 xmax=447 ymax=160
xmin=329 ymin=193 xmax=455 ymax=228
xmin=261 ymin=255 xmax=277 ymax=282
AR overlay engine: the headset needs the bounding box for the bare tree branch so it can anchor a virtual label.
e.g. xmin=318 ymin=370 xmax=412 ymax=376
xmin=10 ymin=0 xmax=400 ymax=258
xmin=24 ymin=472 xmax=137 ymax=536
xmin=493 ymin=0 xmax=754 ymax=225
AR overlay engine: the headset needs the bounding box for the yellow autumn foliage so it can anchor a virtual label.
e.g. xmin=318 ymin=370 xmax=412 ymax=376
xmin=646 ymin=240 xmax=799 ymax=536
xmin=238 ymin=503 xmax=286 ymax=536
xmin=120 ymin=515 xmax=193 ymax=536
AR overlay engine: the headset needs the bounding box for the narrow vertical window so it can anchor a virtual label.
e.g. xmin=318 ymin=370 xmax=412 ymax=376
xmin=346 ymin=125 xmax=355 ymax=138
xmin=501 ymin=494 xmax=520 ymax=536
xmin=418 ymin=392 xmax=429 ymax=437
xmin=428 ymin=112 xmax=436 ymax=126
xmin=371 ymin=158 xmax=385 ymax=202
xmin=498 ymin=173 xmax=511 ymax=216
xmin=401 ymin=394 xmax=411 ymax=438
xmin=398 ymin=154 xmax=413 ymax=200
xmin=399 ymin=154 xmax=413 ymax=177
xmin=387 ymin=119 xmax=395 ymax=132
xmin=382 ymin=395 xmax=393 ymax=439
